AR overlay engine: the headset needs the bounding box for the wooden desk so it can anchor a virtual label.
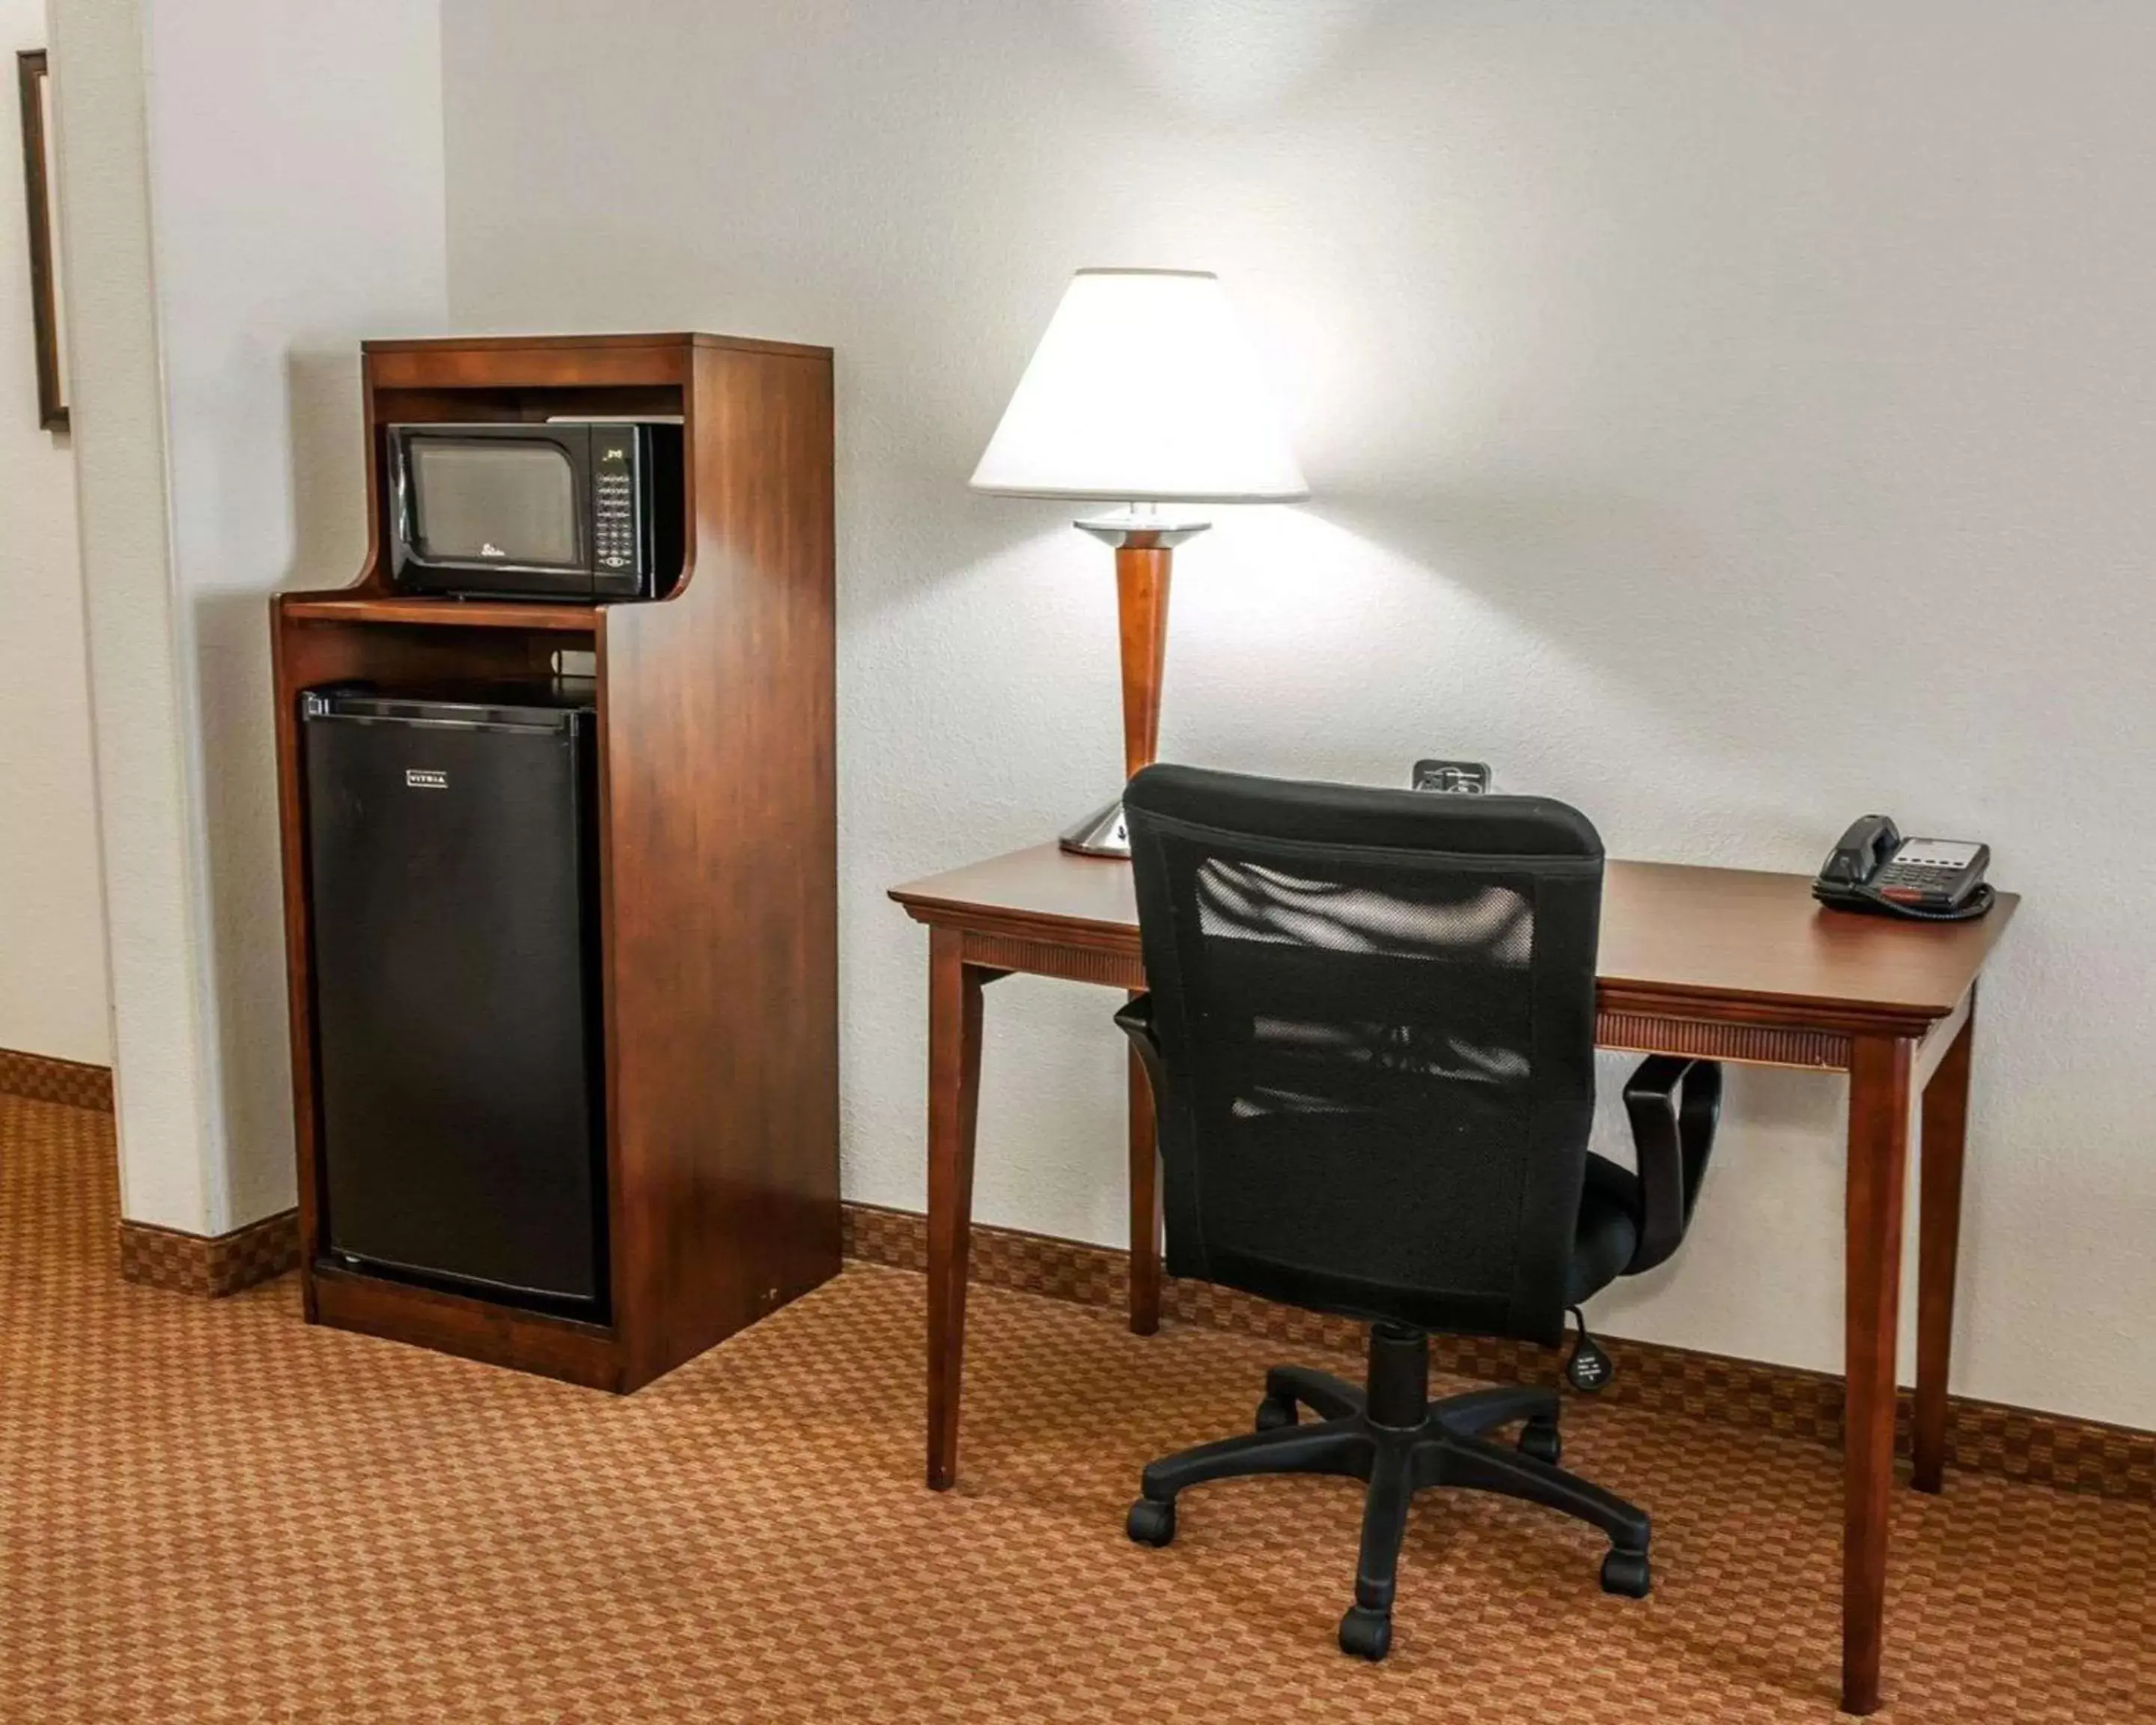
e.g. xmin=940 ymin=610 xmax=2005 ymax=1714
xmin=891 ymin=845 xmax=2018 ymax=1716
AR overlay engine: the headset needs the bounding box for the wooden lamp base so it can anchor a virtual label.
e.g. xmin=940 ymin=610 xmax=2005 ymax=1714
xmin=1059 ymin=517 xmax=1206 ymax=857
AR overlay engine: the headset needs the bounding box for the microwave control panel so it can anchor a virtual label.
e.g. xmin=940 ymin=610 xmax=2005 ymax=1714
xmin=592 ymin=434 xmax=640 ymax=576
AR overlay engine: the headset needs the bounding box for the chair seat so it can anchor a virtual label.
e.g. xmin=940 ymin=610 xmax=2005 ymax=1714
xmin=1569 ymin=1153 xmax=1641 ymax=1306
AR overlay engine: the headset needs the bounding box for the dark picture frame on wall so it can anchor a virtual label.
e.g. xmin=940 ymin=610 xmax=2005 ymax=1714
xmin=16 ymin=49 xmax=66 ymax=433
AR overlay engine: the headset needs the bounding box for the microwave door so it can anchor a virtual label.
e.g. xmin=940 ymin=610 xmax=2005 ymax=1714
xmin=392 ymin=425 xmax=596 ymax=598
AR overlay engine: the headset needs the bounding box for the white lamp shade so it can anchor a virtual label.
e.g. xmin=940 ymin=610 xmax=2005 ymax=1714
xmin=969 ymin=269 xmax=1309 ymax=504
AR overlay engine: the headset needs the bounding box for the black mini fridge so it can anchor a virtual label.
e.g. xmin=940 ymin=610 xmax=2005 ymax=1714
xmin=301 ymin=684 xmax=608 ymax=1318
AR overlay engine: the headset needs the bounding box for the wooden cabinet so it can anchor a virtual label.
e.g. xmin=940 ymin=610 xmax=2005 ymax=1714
xmin=271 ymin=333 xmax=838 ymax=1391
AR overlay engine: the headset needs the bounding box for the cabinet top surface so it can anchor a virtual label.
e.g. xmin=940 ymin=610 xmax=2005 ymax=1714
xmin=362 ymin=331 xmax=832 ymax=360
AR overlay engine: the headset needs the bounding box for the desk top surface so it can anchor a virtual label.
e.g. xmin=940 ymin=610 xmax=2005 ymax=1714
xmin=892 ymin=845 xmax=2018 ymax=1028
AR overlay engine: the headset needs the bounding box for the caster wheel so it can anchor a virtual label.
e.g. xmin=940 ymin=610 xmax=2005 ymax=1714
xmin=1601 ymin=1548 xmax=1651 ymax=1598
xmin=1517 ymin=1415 xmax=1562 ymax=1465
xmin=1255 ymin=1393 xmax=1299 ymax=1432
xmin=1126 ymin=1497 xmax=1176 ymax=1548
xmin=1338 ymin=1605 xmax=1392 ymax=1661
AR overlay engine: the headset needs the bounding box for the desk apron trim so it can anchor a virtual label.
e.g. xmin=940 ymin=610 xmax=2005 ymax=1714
xmin=1593 ymin=1011 xmax=1852 ymax=1071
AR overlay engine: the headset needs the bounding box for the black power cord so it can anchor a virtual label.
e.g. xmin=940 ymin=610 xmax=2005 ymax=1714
xmin=1849 ymin=880 xmax=1997 ymax=923
xmin=1564 ymin=1306 xmax=1614 ymax=1393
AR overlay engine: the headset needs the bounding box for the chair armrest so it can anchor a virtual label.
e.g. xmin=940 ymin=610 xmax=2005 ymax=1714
xmin=1621 ymin=1055 xmax=1723 ymax=1275
xmin=1114 ymin=994 xmax=1167 ymax=1100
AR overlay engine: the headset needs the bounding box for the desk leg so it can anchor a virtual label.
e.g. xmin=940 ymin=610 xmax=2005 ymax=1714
xmin=1127 ymin=1029 xmax=1161 ymax=1336
xmin=1913 ymin=998 xmax=1976 ymax=1494
xmin=925 ymin=928 xmax=994 ymax=1491
xmin=1842 ymin=1035 xmax=1914 ymax=1717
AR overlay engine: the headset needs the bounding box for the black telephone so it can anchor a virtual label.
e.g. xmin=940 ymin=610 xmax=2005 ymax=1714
xmin=1812 ymin=815 xmax=1995 ymax=922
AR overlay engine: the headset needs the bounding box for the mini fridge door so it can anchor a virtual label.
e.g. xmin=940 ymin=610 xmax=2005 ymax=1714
xmin=302 ymin=687 xmax=607 ymax=1316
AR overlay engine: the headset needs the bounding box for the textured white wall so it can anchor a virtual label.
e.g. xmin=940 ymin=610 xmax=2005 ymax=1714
xmin=138 ymin=0 xmax=448 ymax=1229
xmin=48 ymin=0 xmax=213 ymax=1228
xmin=439 ymin=0 xmax=2156 ymax=1426
xmin=0 ymin=0 xmax=106 ymax=1065
xmin=48 ymin=0 xmax=446 ymax=1233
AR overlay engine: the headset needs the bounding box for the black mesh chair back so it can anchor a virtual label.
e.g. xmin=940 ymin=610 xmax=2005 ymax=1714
xmin=1124 ymin=764 xmax=1604 ymax=1348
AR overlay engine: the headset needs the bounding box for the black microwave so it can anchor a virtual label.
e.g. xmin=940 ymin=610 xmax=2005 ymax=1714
xmin=386 ymin=419 xmax=685 ymax=600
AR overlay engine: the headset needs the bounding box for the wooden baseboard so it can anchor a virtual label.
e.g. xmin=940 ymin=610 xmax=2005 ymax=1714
xmin=118 ymin=1210 xmax=300 ymax=1298
xmin=0 ymin=1046 xmax=114 ymax=1112
xmin=31 ymin=1051 xmax=2145 ymax=1503
xmin=0 ymin=1053 xmax=293 ymax=1297
xmin=839 ymin=1201 xmax=2155 ymax=1506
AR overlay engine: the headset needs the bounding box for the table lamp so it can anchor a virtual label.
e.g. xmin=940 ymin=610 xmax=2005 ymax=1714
xmin=970 ymin=268 xmax=1308 ymax=856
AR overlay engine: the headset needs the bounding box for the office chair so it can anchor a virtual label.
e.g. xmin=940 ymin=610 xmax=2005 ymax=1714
xmin=1115 ymin=764 xmax=1720 ymax=1660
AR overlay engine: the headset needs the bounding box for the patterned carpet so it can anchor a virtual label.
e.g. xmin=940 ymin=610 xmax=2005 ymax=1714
xmin=2 ymin=1092 xmax=2150 ymax=1724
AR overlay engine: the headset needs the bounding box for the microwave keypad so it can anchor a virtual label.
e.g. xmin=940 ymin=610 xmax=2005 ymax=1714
xmin=595 ymin=470 xmax=636 ymax=571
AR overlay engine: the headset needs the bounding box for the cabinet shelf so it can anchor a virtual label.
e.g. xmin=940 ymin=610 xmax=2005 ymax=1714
xmin=281 ymin=593 xmax=602 ymax=632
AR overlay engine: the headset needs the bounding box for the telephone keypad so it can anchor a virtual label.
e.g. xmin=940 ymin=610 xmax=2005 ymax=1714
xmin=1876 ymin=862 xmax=1967 ymax=899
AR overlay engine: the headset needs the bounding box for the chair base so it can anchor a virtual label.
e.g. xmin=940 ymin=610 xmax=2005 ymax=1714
xmin=1126 ymin=1323 xmax=1652 ymax=1659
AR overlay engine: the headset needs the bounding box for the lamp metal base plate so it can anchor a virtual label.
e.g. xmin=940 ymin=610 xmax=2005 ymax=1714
xmin=1058 ymin=796 xmax=1131 ymax=859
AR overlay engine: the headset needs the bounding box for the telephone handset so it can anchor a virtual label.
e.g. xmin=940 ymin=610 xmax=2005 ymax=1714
xmin=1812 ymin=815 xmax=1996 ymax=922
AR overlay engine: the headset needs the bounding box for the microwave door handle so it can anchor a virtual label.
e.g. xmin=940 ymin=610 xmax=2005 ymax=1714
xmin=573 ymin=422 xmax=596 ymax=575
xmin=390 ymin=438 xmax=418 ymax=576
